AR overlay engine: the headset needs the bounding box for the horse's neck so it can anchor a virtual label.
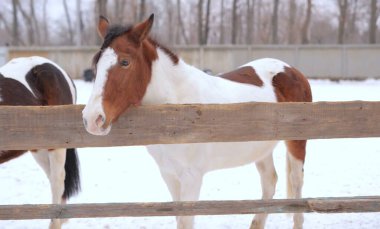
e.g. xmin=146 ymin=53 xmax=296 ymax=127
xmin=142 ymin=49 xmax=267 ymax=105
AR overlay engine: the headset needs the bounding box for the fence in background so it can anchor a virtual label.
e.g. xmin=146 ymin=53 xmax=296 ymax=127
xmin=2 ymin=45 xmax=380 ymax=80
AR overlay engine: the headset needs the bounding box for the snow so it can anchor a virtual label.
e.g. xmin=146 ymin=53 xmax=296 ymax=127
xmin=1 ymin=79 xmax=380 ymax=229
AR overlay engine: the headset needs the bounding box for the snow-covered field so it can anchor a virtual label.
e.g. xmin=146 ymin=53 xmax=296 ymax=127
xmin=1 ymin=79 xmax=380 ymax=229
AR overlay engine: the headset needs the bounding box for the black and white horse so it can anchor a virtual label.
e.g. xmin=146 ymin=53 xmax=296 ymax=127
xmin=0 ymin=56 xmax=80 ymax=229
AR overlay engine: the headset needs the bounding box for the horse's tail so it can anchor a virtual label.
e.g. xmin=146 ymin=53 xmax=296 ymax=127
xmin=63 ymin=148 xmax=81 ymax=199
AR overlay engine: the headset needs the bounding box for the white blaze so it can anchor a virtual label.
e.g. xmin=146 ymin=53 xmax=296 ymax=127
xmin=82 ymin=48 xmax=118 ymax=135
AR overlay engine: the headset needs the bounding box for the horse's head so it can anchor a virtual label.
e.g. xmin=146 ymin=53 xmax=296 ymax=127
xmin=82 ymin=14 xmax=157 ymax=135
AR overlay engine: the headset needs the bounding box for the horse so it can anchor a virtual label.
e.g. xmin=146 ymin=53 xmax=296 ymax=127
xmin=82 ymin=15 xmax=312 ymax=229
xmin=0 ymin=56 xmax=81 ymax=229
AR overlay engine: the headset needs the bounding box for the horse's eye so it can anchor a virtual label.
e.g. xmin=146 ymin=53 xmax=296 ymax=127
xmin=120 ymin=59 xmax=129 ymax=67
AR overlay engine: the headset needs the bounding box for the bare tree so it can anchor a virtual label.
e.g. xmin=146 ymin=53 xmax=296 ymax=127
xmin=30 ymin=0 xmax=40 ymax=45
xmin=139 ymin=0 xmax=146 ymax=21
xmin=288 ymin=0 xmax=297 ymax=44
xmin=231 ymin=0 xmax=238 ymax=44
xmin=76 ymin=0 xmax=84 ymax=46
xmin=271 ymin=0 xmax=279 ymax=44
xmin=256 ymin=0 xmax=263 ymax=43
xmin=63 ymin=0 xmax=74 ymax=44
xmin=11 ymin=0 xmax=20 ymax=45
xmin=3 ymin=0 xmax=380 ymax=46
xmin=219 ymin=0 xmax=225 ymax=44
xmin=177 ymin=0 xmax=189 ymax=44
xmin=369 ymin=0 xmax=378 ymax=44
xmin=42 ymin=0 xmax=49 ymax=44
xmin=301 ymin=0 xmax=312 ymax=44
xmin=131 ymin=0 xmax=138 ymax=22
xmin=17 ymin=0 xmax=35 ymax=45
xmin=337 ymin=0 xmax=348 ymax=44
xmin=96 ymin=0 xmax=108 ymax=17
xmin=246 ymin=0 xmax=255 ymax=44
xmin=197 ymin=0 xmax=204 ymax=44
xmin=203 ymin=0 xmax=211 ymax=44
xmin=114 ymin=0 xmax=121 ymax=22
xmin=0 ymin=13 xmax=11 ymax=37
xmin=166 ymin=0 xmax=175 ymax=44
xmin=95 ymin=0 xmax=108 ymax=44
xmin=348 ymin=0 xmax=358 ymax=34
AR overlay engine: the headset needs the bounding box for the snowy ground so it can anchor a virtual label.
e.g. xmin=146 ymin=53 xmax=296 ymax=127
xmin=1 ymin=79 xmax=380 ymax=229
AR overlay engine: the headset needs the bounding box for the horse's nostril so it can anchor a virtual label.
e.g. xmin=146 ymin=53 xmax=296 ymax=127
xmin=95 ymin=114 xmax=105 ymax=128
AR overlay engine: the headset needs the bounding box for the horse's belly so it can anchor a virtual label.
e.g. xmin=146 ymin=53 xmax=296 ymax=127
xmin=147 ymin=141 xmax=278 ymax=172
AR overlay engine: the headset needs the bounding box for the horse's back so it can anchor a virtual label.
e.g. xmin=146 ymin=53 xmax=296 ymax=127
xmin=220 ymin=58 xmax=312 ymax=103
xmin=0 ymin=56 xmax=76 ymax=106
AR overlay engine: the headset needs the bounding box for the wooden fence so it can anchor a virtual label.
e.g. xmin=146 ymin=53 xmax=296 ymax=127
xmin=1 ymin=101 xmax=380 ymax=221
xmin=5 ymin=45 xmax=380 ymax=80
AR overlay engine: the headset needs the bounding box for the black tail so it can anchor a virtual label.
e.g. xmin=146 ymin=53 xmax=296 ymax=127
xmin=63 ymin=148 xmax=81 ymax=199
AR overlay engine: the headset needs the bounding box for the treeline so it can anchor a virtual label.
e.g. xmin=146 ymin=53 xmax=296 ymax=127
xmin=0 ymin=0 xmax=378 ymax=46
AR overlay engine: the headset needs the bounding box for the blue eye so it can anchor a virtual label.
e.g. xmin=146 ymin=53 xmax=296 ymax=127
xmin=120 ymin=59 xmax=129 ymax=67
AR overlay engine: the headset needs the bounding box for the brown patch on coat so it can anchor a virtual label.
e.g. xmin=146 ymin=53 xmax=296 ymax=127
xmin=286 ymin=140 xmax=307 ymax=162
xmin=0 ymin=75 xmax=41 ymax=106
xmin=26 ymin=63 xmax=73 ymax=105
xmin=220 ymin=66 xmax=264 ymax=87
xmin=0 ymin=150 xmax=27 ymax=163
xmin=272 ymin=66 xmax=312 ymax=162
xmin=272 ymin=66 xmax=312 ymax=103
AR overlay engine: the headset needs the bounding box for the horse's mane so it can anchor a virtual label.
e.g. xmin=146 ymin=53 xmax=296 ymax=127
xmin=102 ymin=24 xmax=133 ymax=50
xmin=92 ymin=24 xmax=179 ymax=69
xmin=148 ymin=38 xmax=179 ymax=64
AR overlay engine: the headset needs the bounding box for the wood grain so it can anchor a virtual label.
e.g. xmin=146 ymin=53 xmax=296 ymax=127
xmin=0 ymin=101 xmax=380 ymax=150
xmin=1 ymin=196 xmax=380 ymax=220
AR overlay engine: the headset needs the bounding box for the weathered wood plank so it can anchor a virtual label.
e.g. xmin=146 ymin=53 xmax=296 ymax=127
xmin=0 ymin=101 xmax=380 ymax=150
xmin=1 ymin=196 xmax=380 ymax=220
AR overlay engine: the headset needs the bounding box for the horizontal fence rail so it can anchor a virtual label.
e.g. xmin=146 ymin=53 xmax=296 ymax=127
xmin=1 ymin=101 xmax=380 ymax=150
xmin=1 ymin=196 xmax=380 ymax=220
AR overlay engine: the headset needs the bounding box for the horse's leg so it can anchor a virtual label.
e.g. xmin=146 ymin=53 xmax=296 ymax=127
xmin=160 ymin=171 xmax=181 ymax=200
xmin=159 ymin=168 xmax=202 ymax=229
xmin=48 ymin=149 xmax=66 ymax=229
xmin=286 ymin=140 xmax=306 ymax=229
xmin=150 ymin=146 xmax=203 ymax=229
xmin=32 ymin=149 xmax=66 ymax=229
xmin=250 ymin=153 xmax=278 ymax=229
xmin=32 ymin=150 xmax=50 ymax=178
xmin=177 ymin=170 xmax=203 ymax=229
xmin=159 ymin=171 xmax=183 ymax=227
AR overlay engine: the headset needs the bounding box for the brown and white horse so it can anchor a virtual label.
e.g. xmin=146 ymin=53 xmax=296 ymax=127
xmin=0 ymin=56 xmax=80 ymax=229
xmin=82 ymin=15 xmax=312 ymax=229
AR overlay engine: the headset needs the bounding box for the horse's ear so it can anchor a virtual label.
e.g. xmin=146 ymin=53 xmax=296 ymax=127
xmin=98 ymin=16 xmax=110 ymax=39
xmin=132 ymin=14 xmax=154 ymax=43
